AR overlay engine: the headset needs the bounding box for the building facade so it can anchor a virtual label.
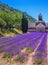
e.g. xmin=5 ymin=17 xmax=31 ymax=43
xmin=28 ymin=14 xmax=48 ymax=32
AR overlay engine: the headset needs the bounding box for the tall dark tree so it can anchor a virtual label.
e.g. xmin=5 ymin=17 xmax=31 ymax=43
xmin=21 ymin=13 xmax=28 ymax=33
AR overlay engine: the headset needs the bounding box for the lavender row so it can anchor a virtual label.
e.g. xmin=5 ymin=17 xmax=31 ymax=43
xmin=2 ymin=33 xmax=43 ymax=55
xmin=34 ymin=33 xmax=47 ymax=62
xmin=0 ymin=32 xmax=42 ymax=51
xmin=0 ymin=32 xmax=38 ymax=44
xmin=0 ymin=32 xmax=42 ymax=48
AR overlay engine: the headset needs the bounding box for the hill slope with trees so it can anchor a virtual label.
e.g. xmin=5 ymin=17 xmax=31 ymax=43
xmin=0 ymin=2 xmax=36 ymax=37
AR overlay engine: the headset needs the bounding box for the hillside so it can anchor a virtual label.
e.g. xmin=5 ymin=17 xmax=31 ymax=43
xmin=0 ymin=2 xmax=36 ymax=22
xmin=0 ymin=2 xmax=36 ymax=37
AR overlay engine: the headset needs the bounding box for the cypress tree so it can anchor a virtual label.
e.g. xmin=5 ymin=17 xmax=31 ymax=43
xmin=21 ymin=13 xmax=28 ymax=33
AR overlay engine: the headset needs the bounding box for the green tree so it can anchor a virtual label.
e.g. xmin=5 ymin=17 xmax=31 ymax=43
xmin=21 ymin=13 xmax=28 ymax=33
xmin=0 ymin=17 xmax=6 ymax=31
xmin=14 ymin=12 xmax=22 ymax=29
xmin=0 ymin=11 xmax=14 ymax=29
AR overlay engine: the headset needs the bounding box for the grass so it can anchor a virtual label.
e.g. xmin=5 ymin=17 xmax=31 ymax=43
xmin=3 ymin=32 xmax=15 ymax=36
xmin=13 ymin=28 xmax=22 ymax=34
xmin=0 ymin=28 xmax=22 ymax=37
xmin=0 ymin=31 xmax=15 ymax=37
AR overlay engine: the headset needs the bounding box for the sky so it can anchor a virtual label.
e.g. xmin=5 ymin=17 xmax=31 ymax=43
xmin=0 ymin=0 xmax=48 ymax=23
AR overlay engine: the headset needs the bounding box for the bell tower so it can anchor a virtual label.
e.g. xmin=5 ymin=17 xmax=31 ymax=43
xmin=38 ymin=13 xmax=43 ymax=21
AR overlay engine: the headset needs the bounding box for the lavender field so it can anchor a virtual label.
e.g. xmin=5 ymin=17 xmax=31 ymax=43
xmin=0 ymin=32 xmax=48 ymax=65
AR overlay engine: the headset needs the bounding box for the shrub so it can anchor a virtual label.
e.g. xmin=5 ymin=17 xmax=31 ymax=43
xmin=0 ymin=48 xmax=4 ymax=52
xmin=15 ymin=55 xmax=25 ymax=63
xmin=25 ymin=48 xmax=33 ymax=54
xmin=37 ymin=51 xmax=44 ymax=55
xmin=3 ymin=53 xmax=13 ymax=63
xmin=3 ymin=53 xmax=12 ymax=58
xmin=34 ymin=56 xmax=43 ymax=64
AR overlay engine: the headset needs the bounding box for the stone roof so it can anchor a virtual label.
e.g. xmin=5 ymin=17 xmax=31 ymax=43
xmin=28 ymin=20 xmax=48 ymax=29
xmin=28 ymin=23 xmax=36 ymax=28
xmin=46 ymin=23 xmax=48 ymax=27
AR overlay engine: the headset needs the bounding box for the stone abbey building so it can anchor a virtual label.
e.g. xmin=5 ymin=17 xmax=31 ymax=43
xmin=28 ymin=14 xmax=48 ymax=32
